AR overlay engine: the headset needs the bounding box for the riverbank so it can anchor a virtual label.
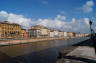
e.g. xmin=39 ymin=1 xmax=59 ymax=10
xmin=56 ymin=39 xmax=96 ymax=63
xmin=56 ymin=46 xmax=96 ymax=63
xmin=0 ymin=37 xmax=70 ymax=46
xmin=0 ymin=37 xmax=89 ymax=63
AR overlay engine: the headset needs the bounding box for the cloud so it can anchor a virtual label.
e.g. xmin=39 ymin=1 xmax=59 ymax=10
xmin=81 ymin=0 xmax=94 ymax=13
xmin=0 ymin=10 xmax=94 ymax=33
xmin=55 ymin=15 xmax=66 ymax=20
xmin=41 ymin=0 xmax=48 ymax=5
xmin=0 ymin=11 xmax=9 ymax=21
xmin=0 ymin=11 xmax=32 ymax=28
xmin=35 ymin=15 xmax=91 ymax=33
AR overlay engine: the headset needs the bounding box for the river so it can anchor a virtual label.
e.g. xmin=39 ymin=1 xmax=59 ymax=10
xmin=0 ymin=37 xmax=89 ymax=63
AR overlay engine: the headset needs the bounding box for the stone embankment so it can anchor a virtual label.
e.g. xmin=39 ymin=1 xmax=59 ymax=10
xmin=56 ymin=46 xmax=96 ymax=63
xmin=0 ymin=37 xmax=69 ymax=46
xmin=56 ymin=38 xmax=96 ymax=63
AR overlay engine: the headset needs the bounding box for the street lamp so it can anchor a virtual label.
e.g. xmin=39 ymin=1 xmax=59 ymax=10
xmin=89 ymin=20 xmax=92 ymax=38
xmin=89 ymin=20 xmax=96 ymax=54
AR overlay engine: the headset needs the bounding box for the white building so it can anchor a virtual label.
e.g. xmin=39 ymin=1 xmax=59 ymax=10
xmin=58 ymin=31 xmax=64 ymax=37
xmin=53 ymin=30 xmax=59 ymax=37
xmin=28 ymin=25 xmax=49 ymax=38
xmin=63 ymin=32 xmax=68 ymax=37
xmin=67 ymin=32 xmax=76 ymax=38
xmin=28 ymin=29 xmax=41 ymax=38
xmin=49 ymin=30 xmax=54 ymax=38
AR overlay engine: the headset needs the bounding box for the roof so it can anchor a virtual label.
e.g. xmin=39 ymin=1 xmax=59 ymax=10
xmin=31 ymin=25 xmax=48 ymax=29
xmin=28 ymin=28 xmax=40 ymax=30
xmin=21 ymin=29 xmax=26 ymax=30
xmin=0 ymin=21 xmax=20 ymax=26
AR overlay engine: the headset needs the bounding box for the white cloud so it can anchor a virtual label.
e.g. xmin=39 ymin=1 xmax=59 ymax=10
xmin=55 ymin=15 xmax=66 ymax=20
xmin=41 ymin=0 xmax=48 ymax=5
xmin=81 ymin=0 xmax=94 ymax=13
xmin=0 ymin=10 xmax=94 ymax=33
xmin=0 ymin=11 xmax=32 ymax=29
xmin=84 ymin=18 xmax=90 ymax=26
xmin=0 ymin=11 xmax=9 ymax=21
xmin=34 ymin=15 xmax=91 ymax=33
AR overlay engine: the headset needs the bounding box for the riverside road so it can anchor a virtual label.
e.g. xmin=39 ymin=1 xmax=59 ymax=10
xmin=0 ymin=37 xmax=89 ymax=63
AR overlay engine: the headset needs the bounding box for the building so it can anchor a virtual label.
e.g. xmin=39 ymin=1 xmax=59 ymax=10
xmin=84 ymin=34 xmax=89 ymax=37
xmin=67 ymin=32 xmax=76 ymax=38
xmin=28 ymin=25 xmax=49 ymax=38
xmin=0 ymin=21 xmax=22 ymax=39
xmin=21 ymin=29 xmax=29 ymax=38
xmin=78 ymin=33 xmax=89 ymax=37
xmin=28 ymin=28 xmax=40 ymax=38
xmin=63 ymin=32 xmax=68 ymax=38
xmin=53 ymin=30 xmax=59 ymax=37
xmin=58 ymin=30 xmax=64 ymax=38
xmin=76 ymin=33 xmax=86 ymax=37
xmin=49 ymin=30 xmax=54 ymax=38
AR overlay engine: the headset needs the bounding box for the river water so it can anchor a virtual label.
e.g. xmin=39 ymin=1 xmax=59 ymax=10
xmin=0 ymin=37 xmax=89 ymax=63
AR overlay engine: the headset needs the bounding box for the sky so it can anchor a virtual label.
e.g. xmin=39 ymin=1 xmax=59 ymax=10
xmin=0 ymin=0 xmax=96 ymax=33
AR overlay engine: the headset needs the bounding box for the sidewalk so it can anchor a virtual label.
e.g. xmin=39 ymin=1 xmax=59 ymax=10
xmin=56 ymin=46 xmax=96 ymax=63
xmin=0 ymin=38 xmax=67 ymax=46
xmin=67 ymin=46 xmax=96 ymax=59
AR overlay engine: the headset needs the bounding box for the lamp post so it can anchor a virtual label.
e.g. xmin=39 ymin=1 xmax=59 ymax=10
xmin=89 ymin=20 xmax=96 ymax=54
xmin=89 ymin=20 xmax=92 ymax=38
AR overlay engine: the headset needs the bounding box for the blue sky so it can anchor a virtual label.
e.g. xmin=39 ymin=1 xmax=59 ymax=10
xmin=0 ymin=0 xmax=95 ymax=20
xmin=0 ymin=0 xmax=96 ymax=33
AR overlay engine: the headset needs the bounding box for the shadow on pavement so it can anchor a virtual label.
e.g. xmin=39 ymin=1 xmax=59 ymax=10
xmin=0 ymin=51 xmax=11 ymax=63
xmin=57 ymin=38 xmax=96 ymax=63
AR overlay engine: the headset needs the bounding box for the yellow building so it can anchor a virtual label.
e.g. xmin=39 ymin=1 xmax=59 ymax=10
xmin=0 ymin=21 xmax=22 ymax=39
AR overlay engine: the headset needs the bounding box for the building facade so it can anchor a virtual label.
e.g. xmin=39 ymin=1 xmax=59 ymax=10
xmin=49 ymin=30 xmax=54 ymax=38
xmin=0 ymin=21 xmax=22 ymax=39
xmin=28 ymin=29 xmax=40 ymax=38
xmin=21 ymin=29 xmax=29 ymax=38
xmin=53 ymin=30 xmax=59 ymax=37
xmin=58 ymin=31 xmax=64 ymax=38
xmin=63 ymin=32 xmax=68 ymax=37
xmin=28 ymin=25 xmax=49 ymax=38
xmin=67 ymin=32 xmax=76 ymax=38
